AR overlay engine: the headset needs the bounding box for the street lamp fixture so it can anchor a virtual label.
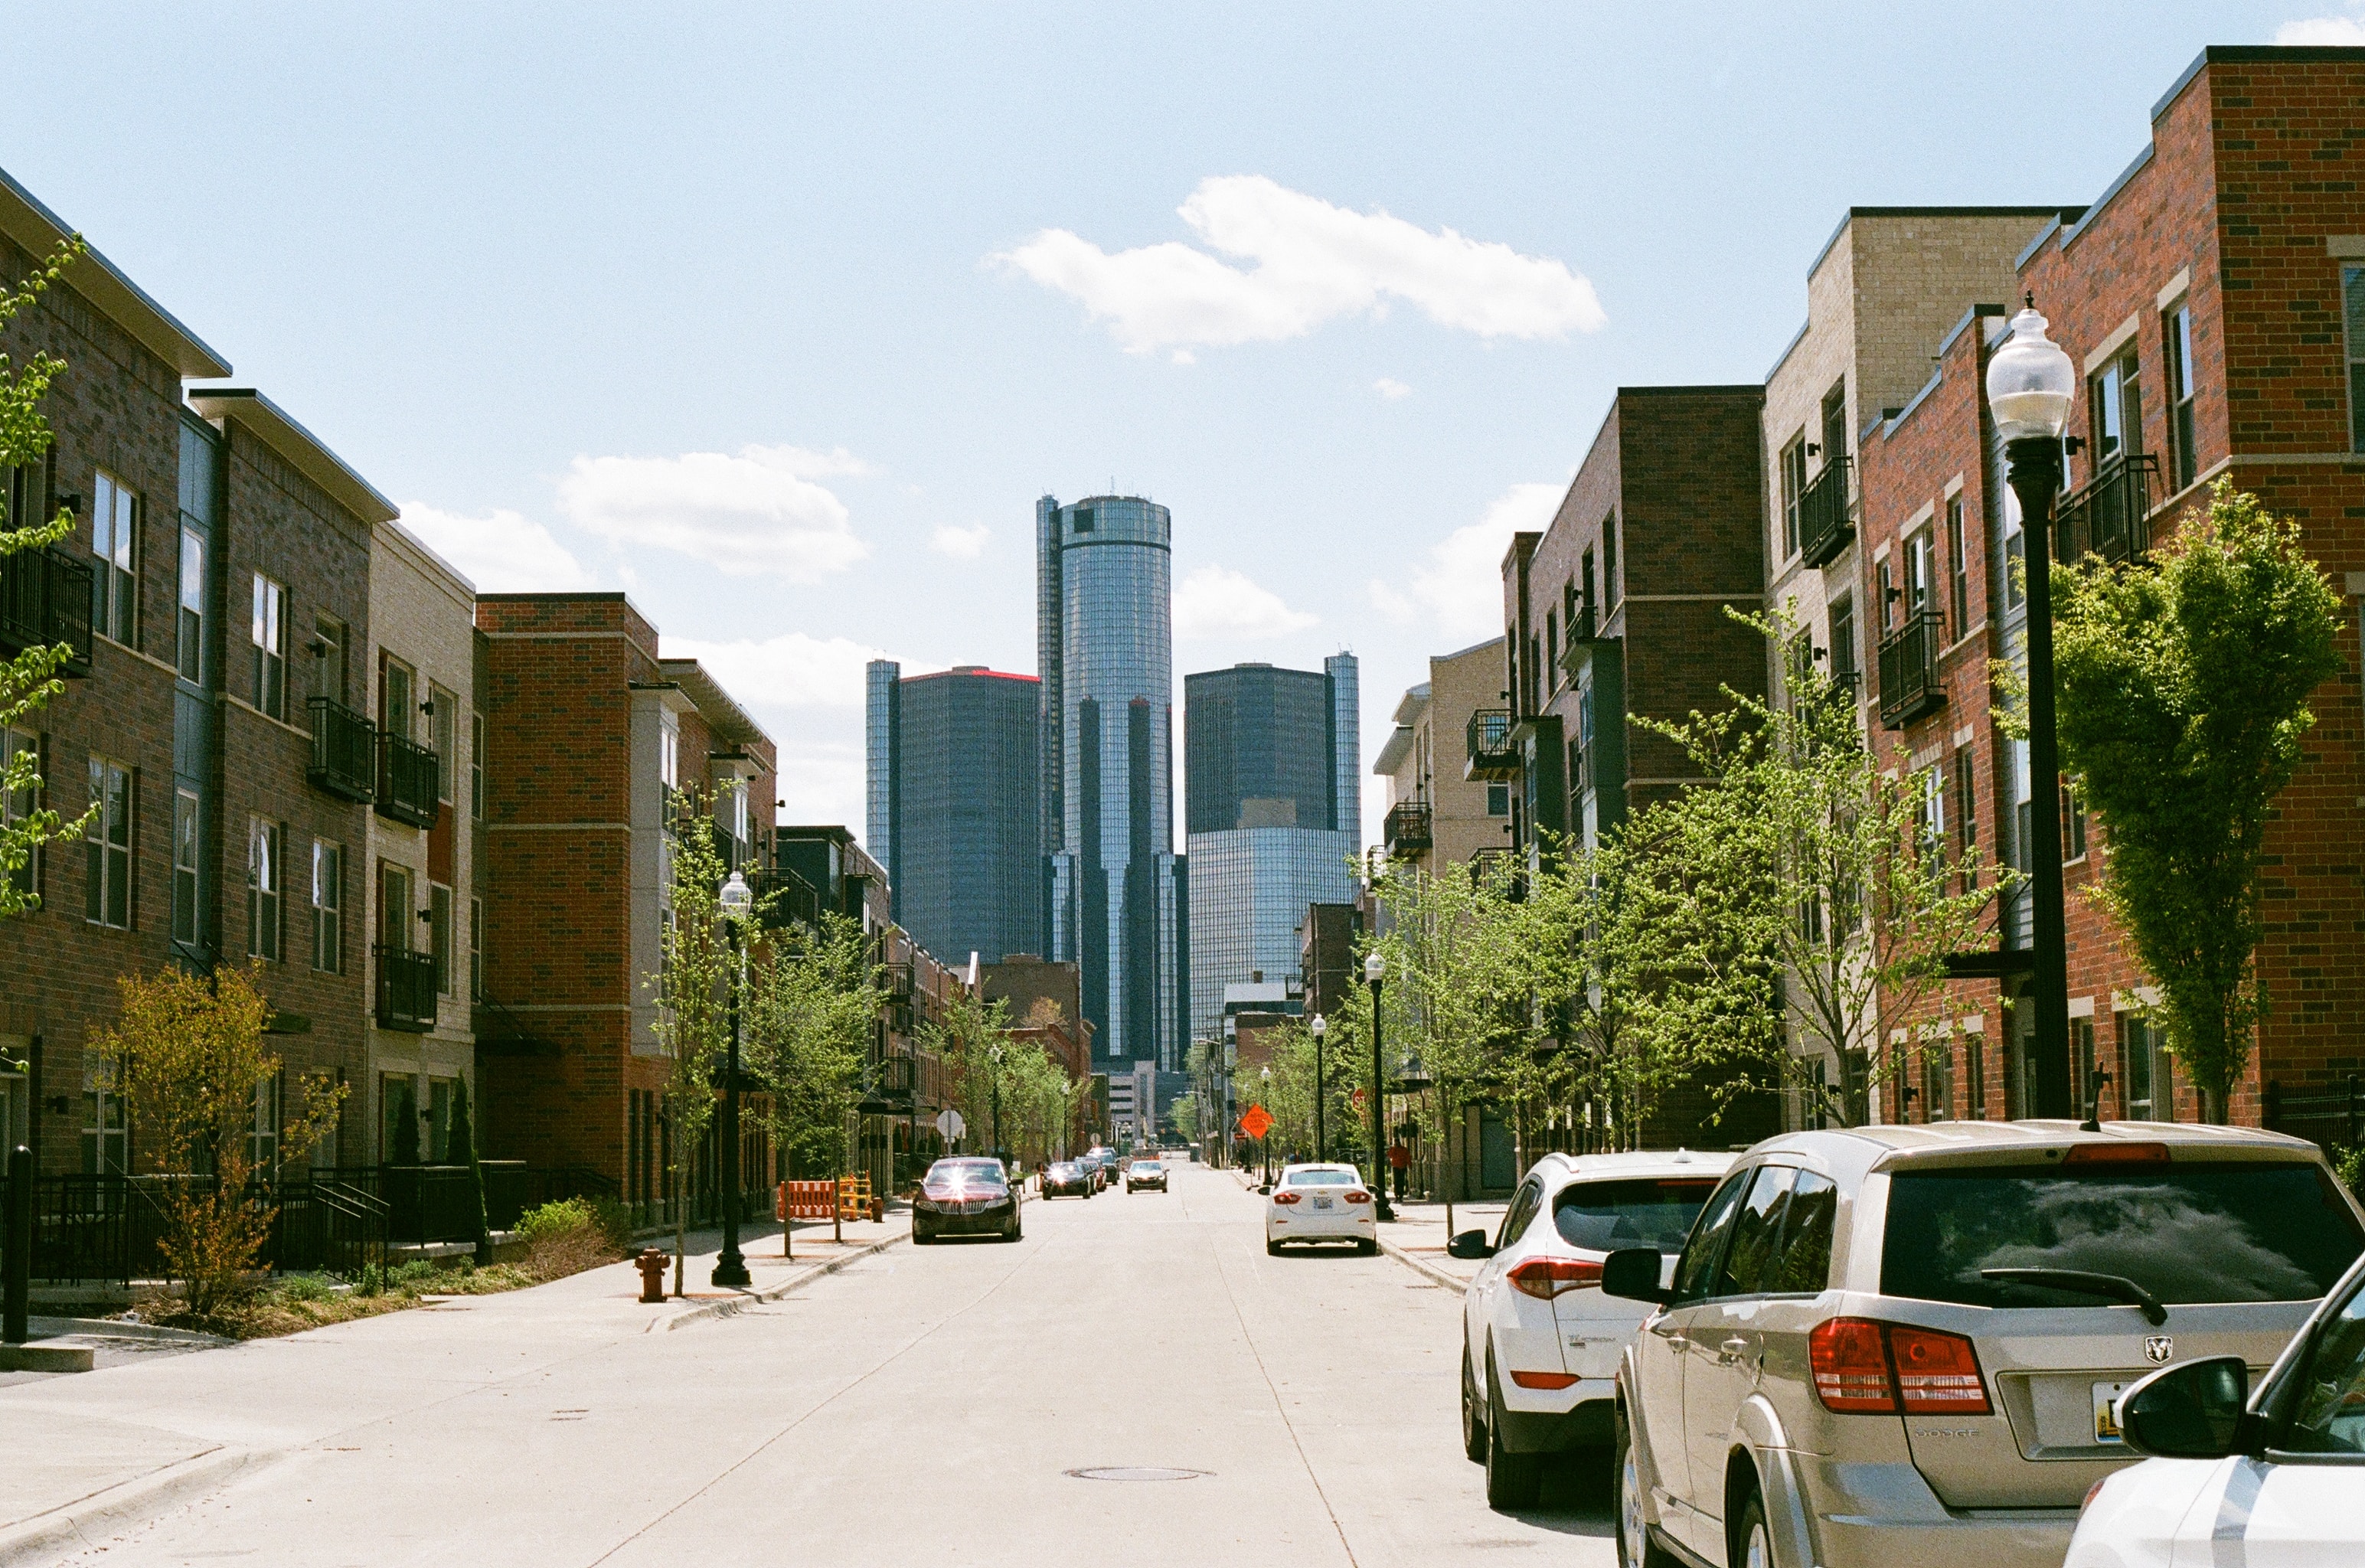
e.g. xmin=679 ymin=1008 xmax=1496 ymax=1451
xmin=1364 ymin=950 xmax=1393 ymax=1221
xmin=713 ymin=870 xmax=754 ymax=1290
xmin=1984 ymin=299 xmax=2078 ymax=1119
xmin=1308 ymin=1013 xmax=1327 ymax=1162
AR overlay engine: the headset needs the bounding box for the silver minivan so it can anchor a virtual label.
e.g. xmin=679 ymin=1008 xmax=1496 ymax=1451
xmin=1602 ymin=1120 xmax=2365 ymax=1568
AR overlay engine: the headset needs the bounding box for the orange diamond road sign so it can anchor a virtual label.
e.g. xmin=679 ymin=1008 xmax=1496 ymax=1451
xmin=1240 ymin=1105 xmax=1275 ymax=1139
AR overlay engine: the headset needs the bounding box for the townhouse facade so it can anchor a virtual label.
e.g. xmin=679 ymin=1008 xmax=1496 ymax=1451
xmin=1857 ymin=45 xmax=2365 ymax=1138
xmin=1373 ymin=637 xmax=1512 ymax=873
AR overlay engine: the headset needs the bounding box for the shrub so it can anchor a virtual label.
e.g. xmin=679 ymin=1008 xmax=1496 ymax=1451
xmin=2333 ymin=1142 xmax=2363 ymax=1206
xmin=512 ymin=1196 xmax=622 ymax=1281
xmin=275 ymin=1272 xmax=338 ymax=1303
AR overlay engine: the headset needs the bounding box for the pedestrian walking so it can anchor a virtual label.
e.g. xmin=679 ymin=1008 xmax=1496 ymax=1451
xmin=1387 ymin=1138 xmax=1410 ymax=1202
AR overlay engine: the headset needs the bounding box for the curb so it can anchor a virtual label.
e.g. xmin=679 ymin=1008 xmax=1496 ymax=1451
xmin=651 ymin=1230 xmax=908 ymax=1332
xmin=0 ymin=1446 xmax=254 ymax=1567
xmin=1377 ymin=1236 xmax=1471 ymax=1292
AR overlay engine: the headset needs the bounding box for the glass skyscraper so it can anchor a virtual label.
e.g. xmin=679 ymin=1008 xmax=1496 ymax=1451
xmin=1184 ymin=655 xmax=1361 ymax=1044
xmin=865 ymin=662 xmax=1043 ymax=965
xmin=1037 ymin=494 xmax=1187 ymax=1073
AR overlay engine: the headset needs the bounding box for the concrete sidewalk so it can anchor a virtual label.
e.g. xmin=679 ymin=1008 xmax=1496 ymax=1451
xmin=1371 ymin=1197 xmax=1507 ymax=1289
xmin=0 ymin=1211 xmax=909 ymax=1563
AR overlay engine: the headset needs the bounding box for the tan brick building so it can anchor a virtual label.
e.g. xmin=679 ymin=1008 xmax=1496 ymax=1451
xmin=1372 ymin=636 xmax=1511 ymax=872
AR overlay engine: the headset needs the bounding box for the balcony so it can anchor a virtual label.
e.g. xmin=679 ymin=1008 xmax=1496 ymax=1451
xmin=375 ymin=730 xmax=439 ymax=829
xmin=1877 ymin=610 xmax=1947 ymax=730
xmin=751 ymin=864 xmax=821 ymax=934
xmin=1383 ymin=801 xmax=1432 ymax=858
xmin=1465 ymin=708 xmax=1518 ymax=782
xmin=1797 ymin=456 xmax=1854 ymax=569
xmin=1468 ymin=847 xmax=1527 ymax=902
xmin=883 ymin=962 xmax=916 ymax=1004
xmin=374 ymin=946 xmax=436 ymax=1032
xmin=0 ymin=545 xmax=93 ymax=678
xmin=306 ymin=697 xmax=377 ymax=803
xmin=2056 ymin=452 xmax=2158 ymax=567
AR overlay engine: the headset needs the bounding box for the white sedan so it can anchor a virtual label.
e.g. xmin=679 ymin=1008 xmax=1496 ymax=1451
xmin=1265 ymin=1163 xmax=1377 ymax=1255
xmin=2067 ymin=1249 xmax=2365 ymax=1567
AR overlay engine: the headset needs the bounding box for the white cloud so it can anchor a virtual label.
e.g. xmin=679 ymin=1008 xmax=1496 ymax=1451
xmin=659 ymin=630 xmax=914 ymax=710
xmin=1382 ymin=480 xmax=1566 ymax=641
xmin=932 ymin=523 xmax=991 ymax=558
xmin=397 ymin=502 xmax=593 ymax=593
xmin=2275 ymin=7 xmax=2365 ymax=42
xmin=1374 ymin=377 xmax=1413 ymax=400
xmin=994 ymin=175 xmax=1606 ymax=354
xmin=555 ymin=443 xmax=871 ymax=581
xmin=1173 ymin=564 xmax=1319 ymax=640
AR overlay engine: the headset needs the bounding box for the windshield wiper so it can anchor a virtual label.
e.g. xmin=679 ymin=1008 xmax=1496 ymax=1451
xmin=1979 ymin=1267 xmax=2167 ymax=1325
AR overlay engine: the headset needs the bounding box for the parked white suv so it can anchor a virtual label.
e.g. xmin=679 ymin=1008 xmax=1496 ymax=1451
xmin=1452 ymin=1149 xmax=1735 ymax=1508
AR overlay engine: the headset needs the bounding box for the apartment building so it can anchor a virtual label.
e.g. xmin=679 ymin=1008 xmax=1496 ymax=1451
xmin=1858 ymin=45 xmax=2365 ymax=1137
xmin=1373 ymin=637 xmax=1511 ymax=873
xmin=472 ymin=593 xmax=778 ymax=1220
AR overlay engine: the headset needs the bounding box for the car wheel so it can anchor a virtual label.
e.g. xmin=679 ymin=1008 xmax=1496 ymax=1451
xmin=1461 ymin=1339 xmax=1487 ymax=1464
xmin=1484 ymin=1349 xmax=1543 ymax=1510
xmin=1615 ymin=1403 xmax=1678 ymax=1568
xmin=1357 ymin=1239 xmax=1378 ymax=1257
xmin=913 ymin=1225 xmax=933 ymax=1246
xmin=1732 ymin=1489 xmax=1771 ymax=1568
xmin=1266 ymin=1238 xmax=1282 ymax=1256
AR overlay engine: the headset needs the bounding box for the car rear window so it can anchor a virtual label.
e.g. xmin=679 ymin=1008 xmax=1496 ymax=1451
xmin=1553 ymin=1178 xmax=1720 ymax=1252
xmin=1881 ymin=1162 xmax=2365 ymax=1308
xmin=1289 ymin=1170 xmax=1355 ymax=1186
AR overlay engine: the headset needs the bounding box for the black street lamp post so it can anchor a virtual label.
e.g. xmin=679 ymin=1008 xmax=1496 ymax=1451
xmin=1986 ymin=300 xmax=2081 ymax=1119
xmin=712 ymin=871 xmax=753 ymax=1290
xmin=1364 ymin=952 xmax=1393 ymax=1222
xmin=1309 ymin=1014 xmax=1327 ymax=1161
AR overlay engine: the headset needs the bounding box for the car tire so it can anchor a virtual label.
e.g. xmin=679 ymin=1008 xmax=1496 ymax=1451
xmin=1266 ymin=1239 xmax=1282 ymax=1256
xmin=1461 ymin=1340 xmax=1487 ymax=1464
xmin=913 ymin=1226 xmax=933 ymax=1246
xmin=1357 ymin=1239 xmax=1378 ymax=1257
xmin=1615 ymin=1403 xmax=1679 ymax=1568
xmin=1485 ymin=1350 xmax=1543 ymax=1510
xmin=1732 ymin=1489 xmax=1771 ymax=1568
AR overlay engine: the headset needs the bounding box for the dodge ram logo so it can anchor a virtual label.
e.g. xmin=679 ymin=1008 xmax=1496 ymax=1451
xmin=2144 ymin=1335 xmax=2174 ymax=1364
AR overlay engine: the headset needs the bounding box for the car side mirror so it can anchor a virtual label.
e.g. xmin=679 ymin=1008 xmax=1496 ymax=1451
xmin=1602 ymin=1248 xmax=1671 ymax=1305
xmin=1445 ymin=1228 xmax=1495 ymax=1261
xmin=2120 ymin=1355 xmax=2251 ymax=1459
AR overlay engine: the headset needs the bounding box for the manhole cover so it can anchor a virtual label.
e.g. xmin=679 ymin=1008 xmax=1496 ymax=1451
xmin=1064 ymin=1466 xmax=1207 ymax=1482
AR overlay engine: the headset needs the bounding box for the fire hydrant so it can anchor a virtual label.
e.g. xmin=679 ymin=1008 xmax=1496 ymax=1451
xmin=635 ymin=1248 xmax=668 ymax=1304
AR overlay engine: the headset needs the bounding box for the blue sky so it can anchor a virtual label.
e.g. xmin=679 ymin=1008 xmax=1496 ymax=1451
xmin=2 ymin=2 xmax=2337 ymax=844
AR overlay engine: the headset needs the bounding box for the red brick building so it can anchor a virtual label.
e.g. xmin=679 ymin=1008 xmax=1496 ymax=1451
xmin=1857 ymin=45 xmax=2365 ymax=1135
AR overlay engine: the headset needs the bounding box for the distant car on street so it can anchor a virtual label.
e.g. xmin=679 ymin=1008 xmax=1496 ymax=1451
xmin=1446 ymin=1148 xmax=1733 ymax=1508
xmin=1083 ymin=1147 xmax=1117 ymax=1191
xmin=1125 ymin=1158 xmax=1168 ymax=1193
xmin=1042 ymin=1161 xmax=1093 ymax=1198
xmin=1266 ymin=1162 xmax=1377 ymax=1256
xmin=1599 ymin=1122 xmax=2365 ymax=1567
xmin=2066 ymin=1246 xmax=2365 ymax=1568
xmin=912 ymin=1157 xmax=1023 ymax=1244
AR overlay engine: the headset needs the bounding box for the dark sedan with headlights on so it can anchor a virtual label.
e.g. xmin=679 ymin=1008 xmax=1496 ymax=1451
xmin=1041 ymin=1160 xmax=1094 ymax=1199
xmin=912 ymin=1158 xmax=1024 ymax=1243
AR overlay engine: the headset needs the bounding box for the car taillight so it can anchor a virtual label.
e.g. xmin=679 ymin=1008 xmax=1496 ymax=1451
xmin=2063 ymin=1142 xmax=2170 ymax=1165
xmin=1508 ymin=1370 xmax=1579 ymax=1390
xmin=2080 ymin=1476 xmax=2110 ymax=1515
xmin=1508 ymin=1257 xmax=1604 ymax=1299
xmin=1272 ymin=1191 xmax=1302 ymax=1205
xmin=1344 ymin=1191 xmax=1372 ymax=1205
xmin=1808 ymin=1318 xmax=1990 ymax=1416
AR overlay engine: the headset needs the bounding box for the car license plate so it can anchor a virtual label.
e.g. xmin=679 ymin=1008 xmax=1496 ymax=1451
xmin=2092 ymin=1381 xmax=2128 ymax=1444
xmin=1313 ymin=1196 xmax=1333 ymax=1210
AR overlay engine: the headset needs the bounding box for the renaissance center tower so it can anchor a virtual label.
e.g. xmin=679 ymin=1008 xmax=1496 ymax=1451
xmin=1037 ymin=495 xmax=1186 ymax=1082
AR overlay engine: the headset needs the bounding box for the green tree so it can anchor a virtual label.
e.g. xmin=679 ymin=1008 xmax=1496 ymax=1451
xmin=645 ymin=795 xmax=737 ymax=1295
xmin=746 ymin=910 xmax=876 ymax=1183
xmin=0 ymin=239 xmax=91 ymax=915
xmin=2048 ymin=483 xmax=2344 ymax=1121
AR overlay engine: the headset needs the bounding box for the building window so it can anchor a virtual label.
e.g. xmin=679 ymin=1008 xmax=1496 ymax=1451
xmin=4 ymin=728 xmax=39 ymax=904
xmin=2089 ymin=346 xmax=2145 ymax=466
xmin=2344 ymin=265 xmax=2365 ymax=452
xmin=250 ymin=1076 xmax=279 ymax=1178
xmin=90 ymin=470 xmax=139 ymax=647
xmin=1485 ymin=784 xmax=1509 ymax=817
xmin=1952 ymin=746 xmax=1976 ymax=891
xmin=1966 ymin=1029 xmax=1987 ymax=1119
xmin=1544 ymin=609 xmax=1559 ymax=685
xmin=431 ymin=882 xmax=454 ymax=998
xmin=469 ymin=895 xmax=483 ymax=1002
xmin=312 ymin=838 xmax=342 ymax=974
xmin=469 ymin=711 xmax=485 ymax=819
xmin=1828 ymin=595 xmax=1857 ymax=688
xmin=379 ymin=861 xmax=414 ymax=954
xmin=659 ymin=720 xmax=678 ymax=795
xmin=1821 ymin=382 xmax=1849 ymax=472
xmin=2061 ymin=776 xmax=2087 ymax=862
xmin=1877 ymin=558 xmax=1896 ymax=632
xmin=381 ymin=1073 xmax=416 ymax=1164
xmin=1905 ymin=527 xmax=1935 ymax=619
xmin=250 ymin=574 xmax=287 ymax=720
xmin=427 ymin=1076 xmax=456 ymax=1161
xmin=310 ymin=615 xmax=348 ymax=707
xmin=2001 ymin=482 xmax=2026 ymax=613
xmin=177 ymin=528 xmax=205 ymax=684
xmin=1779 ymin=436 xmax=1807 ymax=560
xmin=1919 ymin=764 xmax=1946 ymax=858
xmin=1922 ymin=1034 xmax=1952 ymax=1122
xmin=2165 ymin=301 xmax=2199 ymax=489
xmin=1945 ymin=495 xmax=1970 ymax=636
xmin=247 ymin=815 xmax=283 ymax=960
xmin=82 ymin=1063 xmax=126 ymax=1175
xmin=2071 ymin=1016 xmax=2098 ymax=1115
xmin=85 ymin=756 xmax=132 ymax=929
xmin=381 ymin=655 xmax=416 ymax=743
xmin=171 ymin=789 xmax=200 ymax=946
xmin=1602 ymin=512 xmax=1619 ymax=609
xmin=2121 ymin=1011 xmax=2157 ymax=1120
xmin=430 ymin=684 xmax=457 ymax=803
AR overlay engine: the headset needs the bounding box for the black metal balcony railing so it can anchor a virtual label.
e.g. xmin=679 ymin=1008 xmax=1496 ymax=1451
xmin=0 ymin=545 xmax=94 ymax=677
xmin=882 ymin=962 xmax=916 ymax=1004
xmin=375 ymin=730 xmax=439 ymax=829
xmin=306 ymin=696 xmax=377 ymax=803
xmin=2056 ymin=452 xmax=2158 ymax=567
xmin=1383 ymin=801 xmax=1433 ymax=858
xmin=751 ymin=864 xmax=822 ymax=933
xmin=1465 ymin=708 xmax=1519 ymax=782
xmin=374 ymin=945 xmax=437 ymax=1031
xmin=1798 ymin=456 xmax=1854 ymax=569
xmin=1877 ymin=609 xmax=1947 ymax=730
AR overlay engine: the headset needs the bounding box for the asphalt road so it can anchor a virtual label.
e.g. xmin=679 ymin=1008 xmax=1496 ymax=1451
xmin=20 ymin=1163 xmax=1615 ymax=1566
